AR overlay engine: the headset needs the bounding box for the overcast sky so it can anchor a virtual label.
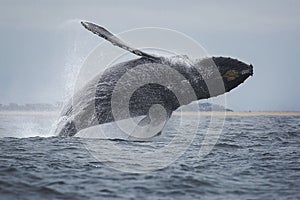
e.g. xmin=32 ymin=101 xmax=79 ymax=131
xmin=0 ymin=0 xmax=299 ymax=111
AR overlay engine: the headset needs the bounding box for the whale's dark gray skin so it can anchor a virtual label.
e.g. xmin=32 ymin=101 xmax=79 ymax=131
xmin=56 ymin=22 xmax=253 ymax=137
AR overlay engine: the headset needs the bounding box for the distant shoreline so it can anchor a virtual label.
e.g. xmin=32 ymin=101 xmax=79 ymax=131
xmin=0 ymin=110 xmax=300 ymax=116
xmin=174 ymin=111 xmax=300 ymax=116
xmin=0 ymin=111 xmax=59 ymax=116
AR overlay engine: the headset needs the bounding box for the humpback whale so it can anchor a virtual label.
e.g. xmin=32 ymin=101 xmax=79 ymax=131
xmin=56 ymin=22 xmax=253 ymax=137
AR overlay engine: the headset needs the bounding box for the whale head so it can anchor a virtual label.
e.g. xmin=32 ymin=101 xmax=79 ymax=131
xmin=195 ymin=56 xmax=253 ymax=97
xmin=213 ymin=57 xmax=253 ymax=92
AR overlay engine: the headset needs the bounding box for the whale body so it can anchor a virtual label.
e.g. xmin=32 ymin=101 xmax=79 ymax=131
xmin=56 ymin=22 xmax=253 ymax=137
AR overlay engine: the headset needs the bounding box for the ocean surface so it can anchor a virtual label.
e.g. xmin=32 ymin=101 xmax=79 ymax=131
xmin=0 ymin=112 xmax=299 ymax=199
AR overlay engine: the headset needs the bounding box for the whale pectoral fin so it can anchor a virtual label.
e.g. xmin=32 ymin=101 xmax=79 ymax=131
xmin=137 ymin=111 xmax=172 ymax=137
xmin=136 ymin=116 xmax=165 ymax=137
xmin=137 ymin=115 xmax=152 ymax=127
xmin=81 ymin=21 xmax=160 ymax=61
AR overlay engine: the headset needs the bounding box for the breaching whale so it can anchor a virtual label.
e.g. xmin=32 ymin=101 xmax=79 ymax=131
xmin=56 ymin=22 xmax=253 ymax=137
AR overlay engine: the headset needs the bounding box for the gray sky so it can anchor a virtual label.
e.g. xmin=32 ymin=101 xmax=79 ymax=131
xmin=0 ymin=0 xmax=299 ymax=111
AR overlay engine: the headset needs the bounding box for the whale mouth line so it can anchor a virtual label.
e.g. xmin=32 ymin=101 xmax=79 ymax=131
xmin=241 ymin=69 xmax=253 ymax=76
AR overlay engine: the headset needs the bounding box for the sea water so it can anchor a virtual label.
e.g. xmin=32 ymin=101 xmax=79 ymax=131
xmin=0 ymin=112 xmax=299 ymax=199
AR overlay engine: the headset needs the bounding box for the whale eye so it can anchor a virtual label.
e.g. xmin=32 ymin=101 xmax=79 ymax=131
xmin=223 ymin=70 xmax=239 ymax=81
